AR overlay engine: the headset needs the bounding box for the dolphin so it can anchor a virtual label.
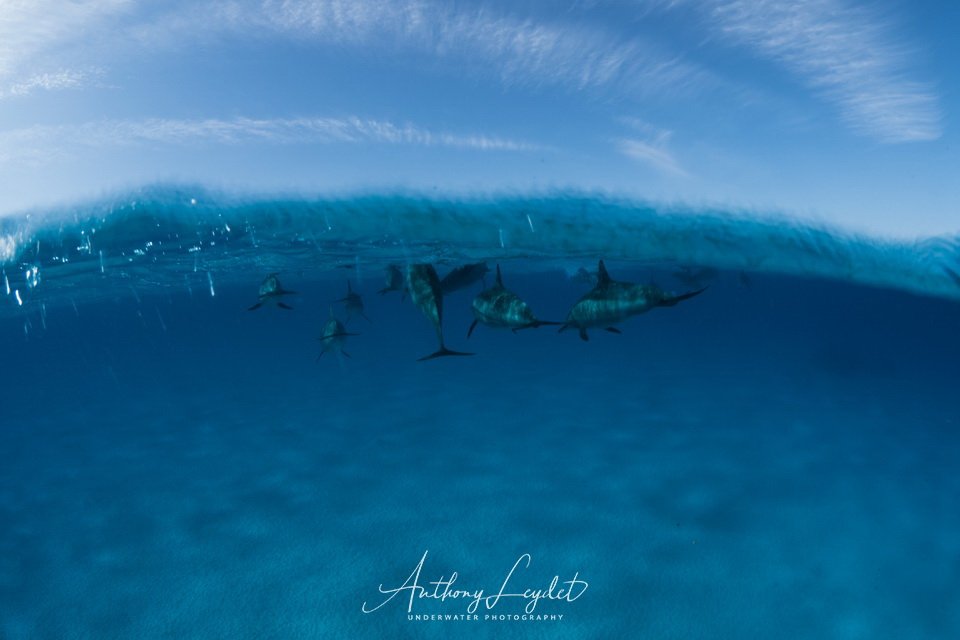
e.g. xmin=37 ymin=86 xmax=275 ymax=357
xmin=945 ymin=266 xmax=960 ymax=288
xmin=317 ymin=307 xmax=359 ymax=360
xmin=570 ymin=266 xmax=598 ymax=286
xmin=406 ymin=264 xmax=474 ymax=360
xmin=335 ymin=280 xmax=371 ymax=323
xmin=378 ymin=264 xmax=406 ymax=295
xmin=248 ymin=273 xmax=297 ymax=311
xmin=560 ymin=260 xmax=707 ymax=341
xmin=467 ymin=265 xmax=560 ymax=338
xmin=440 ymin=262 xmax=490 ymax=296
xmin=673 ymin=265 xmax=718 ymax=289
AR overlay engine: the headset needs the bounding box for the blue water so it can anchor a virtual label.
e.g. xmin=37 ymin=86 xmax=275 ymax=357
xmin=1 ymin=188 xmax=959 ymax=638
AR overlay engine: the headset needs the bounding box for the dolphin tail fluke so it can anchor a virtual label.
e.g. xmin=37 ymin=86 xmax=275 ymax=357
xmin=417 ymin=346 xmax=475 ymax=361
xmin=277 ymin=302 xmax=294 ymax=310
xmin=467 ymin=319 xmax=479 ymax=338
xmin=248 ymin=302 xmax=263 ymax=311
xmin=660 ymin=286 xmax=708 ymax=307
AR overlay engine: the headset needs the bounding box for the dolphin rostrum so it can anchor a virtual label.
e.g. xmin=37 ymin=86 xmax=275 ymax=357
xmin=317 ymin=307 xmax=359 ymax=360
xmin=248 ymin=273 xmax=297 ymax=311
xmin=467 ymin=265 xmax=559 ymax=338
xmin=335 ymin=280 xmax=371 ymax=323
xmin=406 ymin=264 xmax=474 ymax=361
xmin=560 ymin=260 xmax=706 ymax=341
xmin=440 ymin=262 xmax=490 ymax=296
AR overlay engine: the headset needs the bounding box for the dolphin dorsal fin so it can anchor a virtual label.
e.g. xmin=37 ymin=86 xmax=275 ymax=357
xmin=495 ymin=264 xmax=503 ymax=287
xmin=597 ymin=260 xmax=612 ymax=287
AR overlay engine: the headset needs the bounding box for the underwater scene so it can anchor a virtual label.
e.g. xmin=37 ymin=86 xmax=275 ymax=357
xmin=1 ymin=189 xmax=958 ymax=638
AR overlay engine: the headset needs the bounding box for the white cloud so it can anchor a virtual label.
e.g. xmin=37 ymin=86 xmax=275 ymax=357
xmin=0 ymin=0 xmax=710 ymax=108
xmin=0 ymin=0 xmax=130 ymax=78
xmin=125 ymin=0 xmax=706 ymax=96
xmin=0 ymin=69 xmax=99 ymax=100
xmin=617 ymin=118 xmax=687 ymax=176
xmin=694 ymin=0 xmax=941 ymax=143
xmin=0 ymin=115 xmax=543 ymax=165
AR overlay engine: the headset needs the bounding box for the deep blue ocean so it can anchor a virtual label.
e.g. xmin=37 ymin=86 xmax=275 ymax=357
xmin=1 ymin=188 xmax=959 ymax=639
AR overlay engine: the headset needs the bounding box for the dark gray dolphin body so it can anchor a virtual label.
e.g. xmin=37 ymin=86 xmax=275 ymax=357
xmin=336 ymin=281 xmax=371 ymax=323
xmin=673 ymin=266 xmax=718 ymax=289
xmin=248 ymin=273 xmax=297 ymax=310
xmin=946 ymin=266 xmax=960 ymax=288
xmin=467 ymin=265 xmax=559 ymax=337
xmin=440 ymin=262 xmax=490 ymax=295
xmin=406 ymin=264 xmax=474 ymax=360
xmin=378 ymin=265 xmax=406 ymax=295
xmin=560 ymin=260 xmax=706 ymax=341
xmin=317 ymin=308 xmax=359 ymax=360
xmin=571 ymin=267 xmax=598 ymax=286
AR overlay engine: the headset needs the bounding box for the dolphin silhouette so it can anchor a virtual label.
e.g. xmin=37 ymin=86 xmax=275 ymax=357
xmin=560 ymin=260 xmax=706 ymax=341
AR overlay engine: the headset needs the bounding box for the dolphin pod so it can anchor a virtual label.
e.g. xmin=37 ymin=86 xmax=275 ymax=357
xmin=250 ymin=260 xmax=708 ymax=360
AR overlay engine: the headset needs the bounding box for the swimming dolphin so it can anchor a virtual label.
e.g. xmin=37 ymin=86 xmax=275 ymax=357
xmin=440 ymin=262 xmax=490 ymax=296
xmin=673 ymin=265 xmax=718 ymax=289
xmin=317 ymin=307 xmax=359 ymax=360
xmin=248 ymin=273 xmax=297 ymax=311
xmin=378 ymin=264 xmax=406 ymax=295
xmin=560 ymin=260 xmax=706 ymax=341
xmin=570 ymin=266 xmax=598 ymax=286
xmin=467 ymin=265 xmax=560 ymax=338
xmin=335 ymin=280 xmax=371 ymax=323
xmin=945 ymin=266 xmax=960 ymax=288
xmin=406 ymin=264 xmax=474 ymax=361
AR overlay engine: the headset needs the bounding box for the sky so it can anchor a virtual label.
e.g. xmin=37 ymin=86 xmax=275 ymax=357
xmin=0 ymin=0 xmax=957 ymax=237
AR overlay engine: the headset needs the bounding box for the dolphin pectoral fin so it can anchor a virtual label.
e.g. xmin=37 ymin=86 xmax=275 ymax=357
xmin=417 ymin=346 xmax=475 ymax=361
xmin=316 ymin=352 xmax=325 ymax=361
xmin=248 ymin=302 xmax=263 ymax=311
xmin=661 ymin=286 xmax=708 ymax=307
xmin=579 ymin=328 xmax=589 ymax=342
xmin=277 ymin=302 xmax=294 ymax=310
xmin=605 ymin=327 xmax=622 ymax=334
xmin=467 ymin=320 xmax=479 ymax=338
